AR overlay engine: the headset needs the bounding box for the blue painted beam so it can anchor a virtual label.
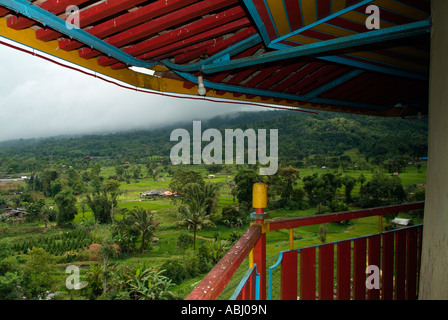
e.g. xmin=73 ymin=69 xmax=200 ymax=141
xmin=174 ymin=70 xmax=388 ymax=111
xmin=268 ymin=42 xmax=428 ymax=81
xmin=0 ymin=0 xmax=156 ymax=69
xmin=161 ymin=34 xmax=262 ymax=72
xmin=242 ymin=0 xmax=273 ymax=46
xmin=270 ymin=0 xmax=375 ymax=47
xmin=201 ymin=19 xmax=431 ymax=74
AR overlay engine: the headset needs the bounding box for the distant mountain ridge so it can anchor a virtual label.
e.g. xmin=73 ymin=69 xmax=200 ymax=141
xmin=0 ymin=110 xmax=428 ymax=172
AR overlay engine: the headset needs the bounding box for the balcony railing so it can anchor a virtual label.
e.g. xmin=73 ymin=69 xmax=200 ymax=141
xmin=186 ymin=201 xmax=425 ymax=300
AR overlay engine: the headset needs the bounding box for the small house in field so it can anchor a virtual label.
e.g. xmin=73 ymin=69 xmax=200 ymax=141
xmin=140 ymin=189 xmax=173 ymax=198
xmin=391 ymin=218 xmax=413 ymax=229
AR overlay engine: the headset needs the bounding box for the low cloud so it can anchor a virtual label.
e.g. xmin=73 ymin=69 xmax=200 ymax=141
xmin=0 ymin=41 xmax=259 ymax=142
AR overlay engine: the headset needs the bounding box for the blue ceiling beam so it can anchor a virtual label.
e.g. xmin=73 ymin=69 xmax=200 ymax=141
xmin=201 ymin=19 xmax=431 ymax=75
xmin=269 ymin=0 xmax=375 ymax=47
xmin=161 ymin=34 xmax=262 ymax=72
xmin=0 ymin=0 xmax=157 ymax=69
xmin=242 ymin=0 xmax=273 ymax=46
xmin=174 ymin=70 xmax=388 ymax=111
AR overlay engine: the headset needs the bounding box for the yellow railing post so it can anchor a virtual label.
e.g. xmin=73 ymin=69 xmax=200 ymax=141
xmin=252 ymin=182 xmax=268 ymax=300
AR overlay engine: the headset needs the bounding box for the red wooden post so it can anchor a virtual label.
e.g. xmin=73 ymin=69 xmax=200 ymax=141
xmin=395 ymin=229 xmax=407 ymax=300
xmin=281 ymin=250 xmax=298 ymax=300
xmin=353 ymin=237 xmax=367 ymax=300
xmin=381 ymin=232 xmax=394 ymax=300
xmin=337 ymin=240 xmax=351 ymax=300
xmin=300 ymin=247 xmax=316 ymax=300
xmin=367 ymin=234 xmax=381 ymax=300
xmin=406 ymin=227 xmax=418 ymax=300
xmin=318 ymin=243 xmax=334 ymax=300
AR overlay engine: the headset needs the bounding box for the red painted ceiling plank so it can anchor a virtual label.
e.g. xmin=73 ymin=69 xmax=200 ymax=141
xmin=327 ymin=17 xmax=370 ymax=34
xmin=207 ymin=27 xmax=257 ymax=56
xmin=269 ymin=63 xmax=314 ymax=92
xmin=225 ymin=68 xmax=258 ymax=86
xmin=203 ymin=43 xmax=263 ymax=84
xmin=0 ymin=7 xmax=9 ymax=17
xmin=257 ymin=64 xmax=305 ymax=90
xmin=317 ymin=0 xmax=332 ymax=20
xmin=321 ymin=73 xmax=371 ymax=99
xmin=397 ymin=0 xmax=430 ymax=13
xmin=7 ymin=0 xmax=90 ymax=30
xmin=79 ymin=0 xmax=239 ymax=60
xmin=295 ymin=65 xmax=342 ymax=94
xmin=110 ymin=18 xmax=252 ymax=69
xmin=297 ymin=67 xmax=349 ymax=95
xmin=252 ymin=0 xmax=277 ymax=41
xmin=106 ymin=15 xmax=251 ymax=69
xmin=169 ymin=40 xmax=217 ymax=64
xmin=282 ymin=64 xmax=335 ymax=94
xmin=283 ymin=0 xmax=303 ymax=31
xmin=246 ymin=65 xmax=280 ymax=88
xmin=324 ymin=73 xmax=378 ymax=100
xmin=36 ymin=0 xmax=147 ymax=42
xmin=270 ymin=62 xmax=324 ymax=93
xmin=354 ymin=4 xmax=415 ymax=25
xmin=58 ymin=0 xmax=198 ymax=51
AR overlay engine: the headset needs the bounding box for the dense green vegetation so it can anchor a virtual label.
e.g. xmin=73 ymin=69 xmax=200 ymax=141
xmin=0 ymin=110 xmax=427 ymax=300
xmin=0 ymin=110 xmax=427 ymax=173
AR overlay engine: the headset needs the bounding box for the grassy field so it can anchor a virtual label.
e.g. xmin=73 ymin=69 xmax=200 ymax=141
xmin=0 ymin=162 xmax=427 ymax=300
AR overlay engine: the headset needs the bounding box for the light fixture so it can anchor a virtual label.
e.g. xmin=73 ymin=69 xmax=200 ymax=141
xmin=128 ymin=66 xmax=156 ymax=76
xmin=197 ymin=75 xmax=206 ymax=96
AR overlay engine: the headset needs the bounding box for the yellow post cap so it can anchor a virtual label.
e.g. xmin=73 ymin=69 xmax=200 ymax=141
xmin=253 ymin=183 xmax=268 ymax=209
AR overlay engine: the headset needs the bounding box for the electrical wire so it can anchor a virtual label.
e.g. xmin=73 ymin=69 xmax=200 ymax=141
xmin=0 ymin=37 xmax=319 ymax=115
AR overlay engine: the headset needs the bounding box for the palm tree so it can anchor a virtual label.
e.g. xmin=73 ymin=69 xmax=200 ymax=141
xmin=182 ymin=182 xmax=220 ymax=216
xmin=176 ymin=187 xmax=216 ymax=250
xmin=129 ymin=207 xmax=159 ymax=253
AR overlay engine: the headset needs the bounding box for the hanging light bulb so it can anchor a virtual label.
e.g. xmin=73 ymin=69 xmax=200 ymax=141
xmin=197 ymin=76 xmax=206 ymax=96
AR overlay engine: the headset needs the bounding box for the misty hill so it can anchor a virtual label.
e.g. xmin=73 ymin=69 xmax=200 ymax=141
xmin=0 ymin=110 xmax=428 ymax=173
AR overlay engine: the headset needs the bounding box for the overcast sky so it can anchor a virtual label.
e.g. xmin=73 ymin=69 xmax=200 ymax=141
xmin=0 ymin=38 xmax=261 ymax=142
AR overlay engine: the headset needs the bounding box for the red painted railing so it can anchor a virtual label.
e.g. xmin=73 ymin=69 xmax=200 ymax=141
xmin=185 ymin=201 xmax=425 ymax=300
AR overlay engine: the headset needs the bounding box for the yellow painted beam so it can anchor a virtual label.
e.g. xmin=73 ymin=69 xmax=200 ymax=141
xmin=301 ymin=0 xmax=318 ymax=26
xmin=265 ymin=0 xmax=289 ymax=37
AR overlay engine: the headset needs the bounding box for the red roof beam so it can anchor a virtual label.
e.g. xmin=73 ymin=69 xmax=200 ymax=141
xmin=296 ymin=68 xmax=349 ymax=95
xmin=58 ymin=0 xmax=199 ymax=51
xmin=207 ymin=26 xmax=257 ymax=56
xmin=36 ymin=0 xmax=148 ymax=42
xmin=79 ymin=0 xmax=239 ymax=60
xmin=271 ymin=63 xmax=324 ymax=93
xmin=0 ymin=7 xmax=9 ymax=17
xmin=7 ymin=0 xmax=91 ymax=30
xmin=110 ymin=17 xmax=252 ymax=69
xmin=174 ymin=26 xmax=257 ymax=64
xmin=256 ymin=64 xmax=304 ymax=91
xmin=106 ymin=15 xmax=251 ymax=69
xmin=161 ymin=39 xmax=216 ymax=64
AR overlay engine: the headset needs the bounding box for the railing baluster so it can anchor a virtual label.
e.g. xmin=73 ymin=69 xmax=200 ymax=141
xmin=318 ymin=243 xmax=334 ymax=300
xmin=353 ymin=237 xmax=367 ymax=300
xmin=395 ymin=229 xmax=407 ymax=300
xmin=300 ymin=247 xmax=316 ymax=300
xmin=337 ymin=240 xmax=351 ymax=300
xmin=382 ymin=232 xmax=394 ymax=300
xmin=186 ymin=202 xmax=424 ymax=300
xmin=406 ymin=227 xmax=418 ymax=300
xmin=281 ymin=250 xmax=298 ymax=300
xmin=367 ymin=234 xmax=381 ymax=300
